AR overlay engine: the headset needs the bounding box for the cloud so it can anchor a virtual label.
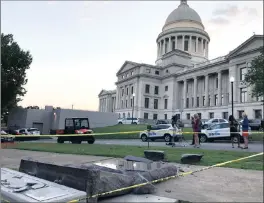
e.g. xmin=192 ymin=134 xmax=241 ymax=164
xmin=209 ymin=17 xmax=230 ymax=25
xmin=212 ymin=5 xmax=259 ymax=18
xmin=212 ymin=5 xmax=239 ymax=17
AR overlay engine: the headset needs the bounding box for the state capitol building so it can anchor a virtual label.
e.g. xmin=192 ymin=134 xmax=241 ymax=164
xmin=98 ymin=0 xmax=264 ymax=120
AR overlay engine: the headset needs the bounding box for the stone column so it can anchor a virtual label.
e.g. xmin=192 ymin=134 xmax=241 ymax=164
xmin=183 ymin=79 xmax=187 ymax=108
xmin=193 ymin=77 xmax=197 ymax=107
xmin=175 ymin=36 xmax=178 ymax=49
xmin=163 ymin=39 xmax=166 ymax=55
xmin=189 ymin=35 xmax=192 ymax=52
xmin=182 ymin=35 xmax=185 ymax=50
xmin=217 ymin=71 xmax=222 ymax=106
xmin=168 ymin=37 xmax=172 ymax=52
xmin=205 ymin=75 xmax=209 ymax=106
xmin=115 ymin=88 xmax=119 ymax=109
xmin=173 ymin=79 xmax=179 ymax=110
xmin=206 ymin=41 xmax=209 ymax=58
xmin=196 ymin=37 xmax=199 ymax=53
xmin=157 ymin=42 xmax=159 ymax=57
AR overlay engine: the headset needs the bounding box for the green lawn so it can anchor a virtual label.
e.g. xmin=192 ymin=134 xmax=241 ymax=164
xmin=92 ymin=124 xmax=264 ymax=141
xmin=8 ymin=143 xmax=263 ymax=170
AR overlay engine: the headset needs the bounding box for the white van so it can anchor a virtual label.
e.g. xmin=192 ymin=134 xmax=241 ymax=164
xmin=117 ymin=118 xmax=139 ymax=124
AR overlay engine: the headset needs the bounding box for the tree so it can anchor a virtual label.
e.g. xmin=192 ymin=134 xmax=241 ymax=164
xmin=244 ymin=47 xmax=264 ymax=98
xmin=1 ymin=33 xmax=33 ymax=116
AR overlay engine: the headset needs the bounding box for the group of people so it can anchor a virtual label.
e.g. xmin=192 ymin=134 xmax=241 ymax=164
xmin=229 ymin=112 xmax=249 ymax=149
xmin=189 ymin=112 xmax=249 ymax=149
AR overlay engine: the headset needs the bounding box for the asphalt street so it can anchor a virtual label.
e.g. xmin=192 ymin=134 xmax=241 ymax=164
xmin=26 ymin=138 xmax=263 ymax=152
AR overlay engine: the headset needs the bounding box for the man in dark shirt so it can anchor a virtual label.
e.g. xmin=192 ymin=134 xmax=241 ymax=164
xmin=229 ymin=115 xmax=240 ymax=148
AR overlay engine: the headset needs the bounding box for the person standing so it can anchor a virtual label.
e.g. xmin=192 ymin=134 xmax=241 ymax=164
xmin=229 ymin=115 xmax=240 ymax=148
xmin=241 ymin=112 xmax=249 ymax=149
xmin=190 ymin=116 xmax=195 ymax=145
xmin=193 ymin=114 xmax=200 ymax=148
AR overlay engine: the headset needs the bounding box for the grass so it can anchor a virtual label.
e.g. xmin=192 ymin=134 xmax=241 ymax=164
xmin=92 ymin=124 xmax=264 ymax=142
xmin=8 ymin=143 xmax=263 ymax=171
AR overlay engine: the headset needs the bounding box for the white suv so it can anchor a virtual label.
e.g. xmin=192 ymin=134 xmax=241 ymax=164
xmin=139 ymin=124 xmax=182 ymax=142
xmin=118 ymin=118 xmax=139 ymax=124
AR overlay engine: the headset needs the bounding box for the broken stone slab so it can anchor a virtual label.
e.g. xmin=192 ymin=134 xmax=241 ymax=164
xmin=19 ymin=158 xmax=133 ymax=198
xmin=130 ymin=165 xmax=178 ymax=194
xmin=180 ymin=154 xmax=204 ymax=164
xmin=124 ymin=155 xmax=153 ymax=164
xmin=19 ymin=158 xmax=99 ymax=192
xmin=144 ymin=150 xmax=166 ymax=161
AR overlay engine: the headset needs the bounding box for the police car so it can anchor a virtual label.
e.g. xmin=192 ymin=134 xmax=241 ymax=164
xmin=139 ymin=124 xmax=182 ymax=142
xmin=200 ymin=122 xmax=252 ymax=143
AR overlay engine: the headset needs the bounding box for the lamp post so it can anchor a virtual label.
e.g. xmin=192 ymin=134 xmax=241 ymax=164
xmin=131 ymin=93 xmax=135 ymax=124
xmin=261 ymin=99 xmax=264 ymax=120
xmin=230 ymin=76 xmax=235 ymax=118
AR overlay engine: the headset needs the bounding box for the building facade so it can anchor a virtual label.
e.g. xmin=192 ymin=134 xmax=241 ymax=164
xmin=98 ymin=0 xmax=264 ymax=120
xmin=7 ymin=106 xmax=119 ymax=134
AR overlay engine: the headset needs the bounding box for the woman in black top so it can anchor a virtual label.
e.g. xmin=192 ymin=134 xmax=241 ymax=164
xmin=229 ymin=115 xmax=241 ymax=148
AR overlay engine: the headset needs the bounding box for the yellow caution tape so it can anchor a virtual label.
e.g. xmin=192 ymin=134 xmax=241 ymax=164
xmin=1 ymin=152 xmax=263 ymax=203
xmin=1 ymin=130 xmax=263 ymax=138
xmin=66 ymin=152 xmax=264 ymax=203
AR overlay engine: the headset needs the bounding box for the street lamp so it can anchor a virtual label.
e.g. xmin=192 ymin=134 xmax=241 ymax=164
xmin=131 ymin=93 xmax=135 ymax=124
xmin=230 ymin=76 xmax=235 ymax=118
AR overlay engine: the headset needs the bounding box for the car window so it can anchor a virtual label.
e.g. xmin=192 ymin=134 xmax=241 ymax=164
xmin=211 ymin=124 xmax=220 ymax=129
xmin=19 ymin=129 xmax=25 ymax=133
xmin=219 ymin=119 xmax=226 ymax=123
xmin=150 ymin=126 xmax=159 ymax=130
xmin=28 ymin=128 xmax=38 ymax=132
xmin=220 ymin=123 xmax=229 ymax=128
xmin=212 ymin=119 xmax=218 ymax=123
xmin=157 ymin=125 xmax=170 ymax=129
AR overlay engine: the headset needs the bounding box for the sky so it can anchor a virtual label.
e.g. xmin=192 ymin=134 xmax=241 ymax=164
xmin=1 ymin=0 xmax=263 ymax=111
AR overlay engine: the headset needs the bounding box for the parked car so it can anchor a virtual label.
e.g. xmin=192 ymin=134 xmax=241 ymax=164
xmin=202 ymin=118 xmax=228 ymax=129
xmin=139 ymin=124 xmax=182 ymax=142
xmin=239 ymin=119 xmax=263 ymax=131
xmin=200 ymin=122 xmax=252 ymax=143
xmin=12 ymin=128 xmax=41 ymax=141
xmin=1 ymin=130 xmax=15 ymax=143
xmin=13 ymin=128 xmax=40 ymax=135
xmin=118 ymin=118 xmax=139 ymax=124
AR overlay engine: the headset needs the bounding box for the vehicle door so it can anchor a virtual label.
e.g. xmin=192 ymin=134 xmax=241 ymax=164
xmin=148 ymin=126 xmax=159 ymax=138
xmin=156 ymin=125 xmax=170 ymax=137
xmin=207 ymin=124 xmax=221 ymax=138
xmin=219 ymin=123 xmax=230 ymax=138
xmin=19 ymin=129 xmax=27 ymax=135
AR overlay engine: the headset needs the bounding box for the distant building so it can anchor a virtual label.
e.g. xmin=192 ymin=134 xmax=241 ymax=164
xmin=98 ymin=0 xmax=264 ymax=120
xmin=7 ymin=106 xmax=118 ymax=134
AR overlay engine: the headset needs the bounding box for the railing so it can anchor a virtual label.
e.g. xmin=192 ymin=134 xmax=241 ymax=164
xmin=194 ymin=56 xmax=227 ymax=69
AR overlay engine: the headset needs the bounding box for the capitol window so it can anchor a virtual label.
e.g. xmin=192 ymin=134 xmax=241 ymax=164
xmin=184 ymin=40 xmax=188 ymax=51
xmin=146 ymin=68 xmax=151 ymax=73
xmin=240 ymin=88 xmax=247 ymax=103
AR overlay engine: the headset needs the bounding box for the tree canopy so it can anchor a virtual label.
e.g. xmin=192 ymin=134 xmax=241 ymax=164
xmin=244 ymin=47 xmax=264 ymax=98
xmin=1 ymin=33 xmax=33 ymax=116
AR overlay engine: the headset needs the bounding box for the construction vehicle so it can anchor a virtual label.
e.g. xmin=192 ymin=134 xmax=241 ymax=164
xmin=56 ymin=117 xmax=95 ymax=144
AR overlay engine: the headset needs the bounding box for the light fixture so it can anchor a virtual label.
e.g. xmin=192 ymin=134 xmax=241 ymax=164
xmin=132 ymin=93 xmax=135 ymax=97
xmin=230 ymin=76 xmax=235 ymax=82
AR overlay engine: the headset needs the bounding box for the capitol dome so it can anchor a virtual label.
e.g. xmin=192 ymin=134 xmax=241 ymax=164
xmin=156 ymin=0 xmax=210 ymax=65
xmin=165 ymin=0 xmax=202 ymax=26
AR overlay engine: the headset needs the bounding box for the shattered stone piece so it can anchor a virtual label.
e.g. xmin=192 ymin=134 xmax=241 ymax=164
xmin=180 ymin=154 xmax=203 ymax=164
xmin=144 ymin=150 xmax=166 ymax=161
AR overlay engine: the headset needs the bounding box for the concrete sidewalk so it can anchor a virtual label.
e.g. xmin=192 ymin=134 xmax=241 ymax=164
xmin=1 ymin=149 xmax=263 ymax=202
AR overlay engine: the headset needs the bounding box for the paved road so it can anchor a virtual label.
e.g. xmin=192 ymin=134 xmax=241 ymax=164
xmin=27 ymin=138 xmax=263 ymax=152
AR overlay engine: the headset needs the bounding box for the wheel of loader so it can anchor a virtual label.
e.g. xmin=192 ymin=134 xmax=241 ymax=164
xmin=57 ymin=137 xmax=64 ymax=144
xmin=87 ymin=137 xmax=95 ymax=144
